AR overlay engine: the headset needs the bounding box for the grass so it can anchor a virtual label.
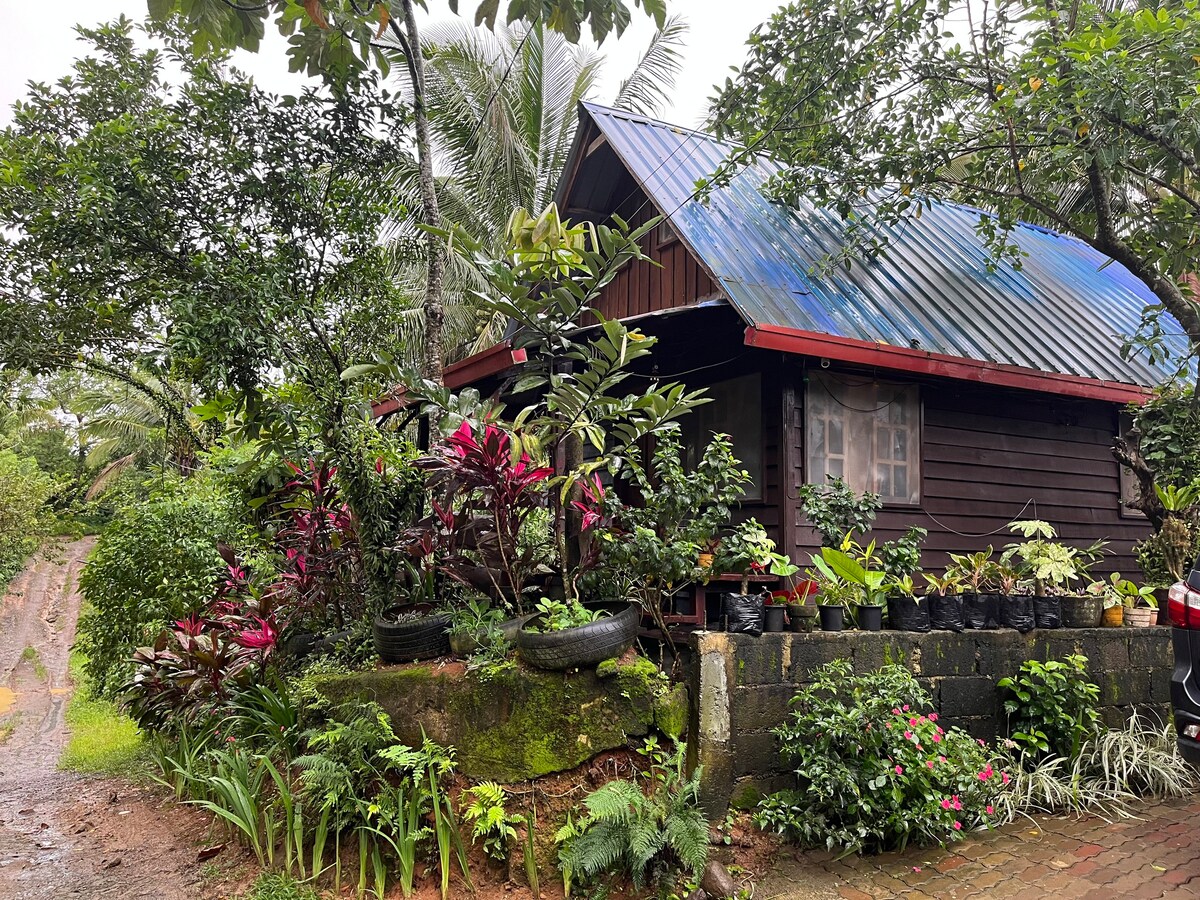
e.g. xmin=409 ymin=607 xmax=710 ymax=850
xmin=21 ymin=646 xmax=48 ymax=681
xmin=0 ymin=714 xmax=20 ymax=745
xmin=239 ymin=872 xmax=321 ymax=900
xmin=58 ymin=648 xmax=145 ymax=776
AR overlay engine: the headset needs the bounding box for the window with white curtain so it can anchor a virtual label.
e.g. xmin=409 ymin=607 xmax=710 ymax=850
xmin=806 ymin=372 xmax=921 ymax=505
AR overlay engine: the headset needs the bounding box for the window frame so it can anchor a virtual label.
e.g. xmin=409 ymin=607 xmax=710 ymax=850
xmin=654 ymin=218 xmax=680 ymax=250
xmin=682 ymin=370 xmax=765 ymax=503
xmin=1117 ymin=411 xmax=1146 ymax=519
xmin=803 ymin=371 xmax=924 ymax=508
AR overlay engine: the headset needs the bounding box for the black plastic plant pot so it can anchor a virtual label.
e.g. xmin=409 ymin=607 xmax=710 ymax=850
xmin=764 ymin=605 xmax=787 ymax=633
xmin=999 ymin=595 xmax=1036 ymax=633
xmin=373 ymin=604 xmax=451 ymax=663
xmin=856 ymin=604 xmax=883 ymax=632
xmin=516 ymin=601 xmax=638 ymax=671
xmin=1032 ymin=595 xmax=1062 ymax=629
xmin=722 ymin=593 xmax=764 ymax=636
xmin=962 ymin=592 xmax=1002 ymax=629
xmin=817 ymin=604 xmax=844 ymax=632
xmin=927 ymin=594 xmax=964 ymax=632
xmin=886 ymin=595 xmax=930 ymax=633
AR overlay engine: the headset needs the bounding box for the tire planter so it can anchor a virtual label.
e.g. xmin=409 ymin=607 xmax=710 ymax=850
xmin=788 ymin=604 xmax=818 ymax=633
xmin=764 ymin=605 xmax=787 ymax=633
xmin=1032 ymin=595 xmax=1062 ymax=629
xmin=999 ymin=596 xmax=1035 ymax=633
xmin=928 ymin=594 xmax=964 ymax=632
xmin=1102 ymin=605 xmax=1124 ymax=627
xmin=373 ymin=605 xmax=451 ymax=663
xmin=855 ymin=604 xmax=883 ymax=632
xmin=516 ymin=601 xmax=639 ymax=671
xmin=1061 ymin=595 xmax=1102 ymax=628
xmin=817 ymin=604 xmax=844 ymax=632
xmin=280 ymin=628 xmax=354 ymax=659
xmin=887 ymin=595 xmax=930 ymax=633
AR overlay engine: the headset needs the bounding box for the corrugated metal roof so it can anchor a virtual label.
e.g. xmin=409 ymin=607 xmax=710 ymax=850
xmin=581 ymin=101 xmax=1186 ymax=388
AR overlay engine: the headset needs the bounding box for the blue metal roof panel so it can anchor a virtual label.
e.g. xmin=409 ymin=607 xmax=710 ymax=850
xmin=582 ymin=102 xmax=1183 ymax=388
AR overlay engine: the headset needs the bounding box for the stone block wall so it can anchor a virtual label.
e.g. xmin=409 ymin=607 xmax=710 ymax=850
xmin=687 ymin=627 xmax=1173 ymax=816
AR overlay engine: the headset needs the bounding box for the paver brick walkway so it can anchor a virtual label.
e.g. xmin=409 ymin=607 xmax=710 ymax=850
xmin=759 ymin=795 xmax=1200 ymax=899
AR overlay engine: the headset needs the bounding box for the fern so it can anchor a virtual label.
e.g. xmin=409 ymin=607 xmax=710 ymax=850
xmin=559 ymin=741 xmax=708 ymax=893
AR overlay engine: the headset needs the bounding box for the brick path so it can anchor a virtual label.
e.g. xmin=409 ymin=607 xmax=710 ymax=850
xmin=757 ymin=796 xmax=1200 ymax=899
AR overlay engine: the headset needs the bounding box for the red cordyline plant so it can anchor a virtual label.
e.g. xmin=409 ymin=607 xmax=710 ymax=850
xmin=404 ymin=422 xmax=553 ymax=613
xmin=124 ymin=554 xmax=281 ymax=729
xmin=273 ymin=459 xmax=362 ymax=628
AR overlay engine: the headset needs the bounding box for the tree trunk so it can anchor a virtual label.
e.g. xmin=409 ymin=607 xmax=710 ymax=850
xmin=401 ymin=0 xmax=446 ymax=385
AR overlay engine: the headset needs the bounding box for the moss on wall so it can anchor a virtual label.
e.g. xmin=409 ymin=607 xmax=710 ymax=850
xmin=310 ymin=661 xmax=659 ymax=782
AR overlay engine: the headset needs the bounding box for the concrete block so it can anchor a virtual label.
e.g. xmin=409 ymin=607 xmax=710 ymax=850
xmin=919 ymin=632 xmax=977 ymax=676
xmin=1129 ymin=630 xmax=1171 ymax=669
xmin=787 ymin=633 xmax=850 ymax=682
xmin=732 ymin=730 xmax=785 ymax=777
xmin=853 ymin=632 xmax=920 ymax=674
xmin=939 ymin=675 xmax=998 ymax=718
xmin=1097 ymin=668 xmax=1149 ymax=706
xmin=1150 ymin=668 xmax=1173 ymax=704
xmin=730 ymin=684 xmax=796 ymax=735
xmin=734 ymin=635 xmax=786 ymax=687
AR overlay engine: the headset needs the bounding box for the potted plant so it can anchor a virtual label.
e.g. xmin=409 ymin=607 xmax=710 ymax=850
xmin=777 ymin=580 xmax=820 ymax=633
xmin=814 ymin=541 xmax=886 ymax=632
xmin=946 ymin=548 xmax=996 ymax=630
xmin=921 ymin=572 xmax=963 ymax=632
xmin=373 ymin=560 xmax=453 ymax=663
xmin=516 ymin=597 xmax=638 ymax=670
xmin=712 ymin=519 xmax=799 ymax=635
xmin=763 ymin=592 xmax=789 ymax=633
xmin=447 ymin=597 xmax=526 ymax=657
xmin=1002 ymin=521 xmax=1080 ymax=632
xmin=1086 ymin=578 xmax=1125 ymax=627
xmin=1113 ymin=575 xmax=1159 ymax=627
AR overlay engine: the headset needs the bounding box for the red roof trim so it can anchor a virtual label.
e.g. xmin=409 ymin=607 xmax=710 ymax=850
xmin=744 ymin=324 xmax=1150 ymax=405
xmin=370 ymin=342 xmax=528 ymax=418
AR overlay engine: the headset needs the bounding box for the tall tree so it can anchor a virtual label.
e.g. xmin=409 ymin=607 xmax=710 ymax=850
xmin=150 ymin=0 xmax=669 ymax=381
xmin=710 ymin=0 xmax=1200 ymax=365
xmin=384 ymin=15 xmax=687 ymax=359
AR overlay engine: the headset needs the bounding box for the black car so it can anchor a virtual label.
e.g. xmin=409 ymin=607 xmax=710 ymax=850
xmin=1168 ymin=566 xmax=1200 ymax=764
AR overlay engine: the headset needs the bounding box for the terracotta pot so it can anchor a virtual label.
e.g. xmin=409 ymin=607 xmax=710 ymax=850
xmin=1102 ymin=605 xmax=1124 ymax=627
xmin=1125 ymin=606 xmax=1157 ymax=628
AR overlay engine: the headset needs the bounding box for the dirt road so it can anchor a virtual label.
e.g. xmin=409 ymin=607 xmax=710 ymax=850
xmin=0 ymin=539 xmax=234 ymax=899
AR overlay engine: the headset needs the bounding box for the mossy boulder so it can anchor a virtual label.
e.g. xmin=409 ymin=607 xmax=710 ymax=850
xmin=309 ymin=661 xmax=657 ymax=782
xmin=654 ymin=683 xmax=689 ymax=740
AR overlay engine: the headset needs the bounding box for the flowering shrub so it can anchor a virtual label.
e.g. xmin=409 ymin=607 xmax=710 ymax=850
xmin=755 ymin=660 xmax=1005 ymax=854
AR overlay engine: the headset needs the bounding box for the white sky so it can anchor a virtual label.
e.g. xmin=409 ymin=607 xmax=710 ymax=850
xmin=0 ymin=0 xmax=785 ymax=129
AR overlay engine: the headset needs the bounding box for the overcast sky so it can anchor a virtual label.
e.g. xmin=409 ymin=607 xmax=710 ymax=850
xmin=0 ymin=1 xmax=785 ymax=129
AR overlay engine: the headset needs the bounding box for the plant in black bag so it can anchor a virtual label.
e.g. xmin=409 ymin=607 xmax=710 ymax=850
xmin=1002 ymin=521 xmax=1080 ymax=596
xmin=714 ymin=520 xmax=797 ymax=635
xmin=921 ymin=571 xmax=963 ymax=632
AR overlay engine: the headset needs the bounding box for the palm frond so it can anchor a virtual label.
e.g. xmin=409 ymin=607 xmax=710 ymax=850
xmin=612 ymin=15 xmax=689 ymax=117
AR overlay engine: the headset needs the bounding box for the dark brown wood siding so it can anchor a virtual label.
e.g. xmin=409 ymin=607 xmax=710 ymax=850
xmin=592 ymin=197 xmax=717 ymax=322
xmin=784 ymin=364 xmax=1150 ymax=577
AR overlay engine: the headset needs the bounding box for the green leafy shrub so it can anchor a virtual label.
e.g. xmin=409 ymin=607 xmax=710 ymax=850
xmin=77 ymin=470 xmax=261 ymax=696
xmin=557 ymin=739 xmax=707 ymax=893
xmin=464 ymin=781 xmax=522 ymax=861
xmin=997 ymin=655 xmax=1101 ymax=761
xmin=0 ymin=448 xmax=55 ymax=584
xmin=755 ymin=661 xmax=1002 ymax=854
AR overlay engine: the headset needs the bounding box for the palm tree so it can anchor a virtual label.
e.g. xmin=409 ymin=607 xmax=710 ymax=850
xmin=384 ymin=16 xmax=688 ymax=361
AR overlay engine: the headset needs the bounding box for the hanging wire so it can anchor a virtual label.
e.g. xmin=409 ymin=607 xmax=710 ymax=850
xmin=921 ymin=498 xmax=1039 ymax=538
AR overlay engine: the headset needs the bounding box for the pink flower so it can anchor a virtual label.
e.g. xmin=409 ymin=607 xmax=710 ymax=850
xmin=886 ymin=723 xmax=893 ymax=729
xmin=916 ymin=744 xmax=923 ymax=751
xmin=926 ymin=760 xmax=935 ymax=769
xmin=895 ymin=765 xmax=903 ymax=775
xmin=909 ymin=717 xmax=919 ymax=726
xmin=952 ymin=797 xmax=962 ymax=811
xmin=953 ymin=821 xmax=962 ymax=831
xmin=892 ymin=708 xmax=901 ymax=715
xmin=938 ymin=755 xmax=947 ymax=763
xmin=941 ymin=799 xmax=951 ymax=810
xmin=977 ymin=739 xmax=986 ymax=747
xmin=903 ymin=705 xmax=910 ymax=712
xmin=985 ymin=805 xmax=994 ymax=815
xmin=932 ymin=733 xmax=942 ymax=744
xmin=1001 ymin=772 xmax=1011 ymax=785
xmin=227 ymin=736 xmax=236 ymax=743
xmin=928 ymin=713 xmax=938 ymax=722
xmin=904 ymin=730 xmax=913 ymax=740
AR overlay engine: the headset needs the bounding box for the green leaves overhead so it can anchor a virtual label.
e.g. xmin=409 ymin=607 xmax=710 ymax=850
xmin=712 ymin=0 xmax=1200 ymax=364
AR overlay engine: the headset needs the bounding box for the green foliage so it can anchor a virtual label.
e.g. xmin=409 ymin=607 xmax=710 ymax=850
xmin=1131 ymin=389 xmax=1200 ymax=491
xmin=879 ymin=526 xmax=927 ymax=581
xmin=1136 ymin=516 xmax=1199 ymax=586
xmin=712 ymin=519 xmax=798 ymax=591
xmin=76 ymin=469 xmax=260 ymax=697
xmin=797 ymin=476 xmax=882 ymax=548
xmin=241 ymin=872 xmax=319 ymax=900
xmin=994 ymin=716 xmax=1197 ymax=822
xmin=1002 ymin=521 xmax=1083 ymax=595
xmin=558 ymin=739 xmax=707 ymax=892
xmin=464 ymin=781 xmax=522 ymax=861
xmin=997 ymin=655 xmax=1102 ymax=761
xmin=528 ymin=597 xmax=604 ymax=633
xmin=945 ymin=548 xmax=997 ymax=593
xmin=0 ymin=448 xmax=55 ymax=585
xmin=755 ymin=661 xmax=1001 ymax=854
xmin=710 ymin=0 xmax=1200 ymax=360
